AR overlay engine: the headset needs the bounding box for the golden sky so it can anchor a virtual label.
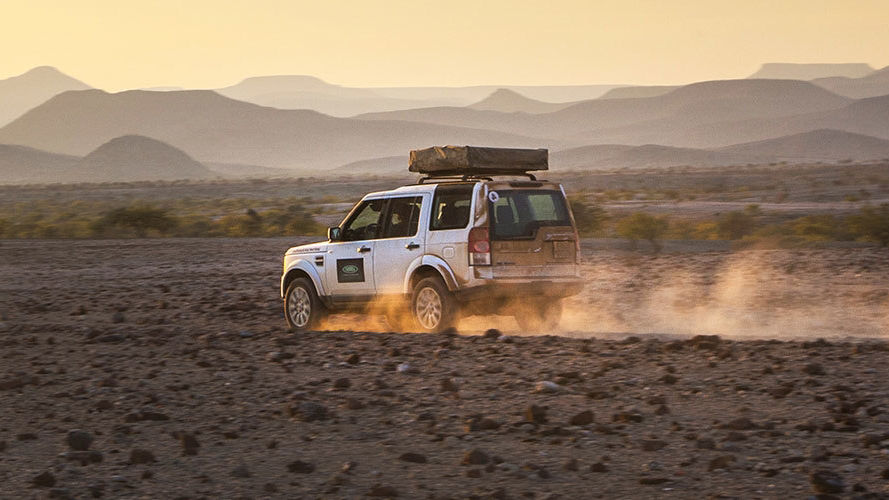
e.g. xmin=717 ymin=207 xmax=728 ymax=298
xmin=3 ymin=0 xmax=888 ymax=90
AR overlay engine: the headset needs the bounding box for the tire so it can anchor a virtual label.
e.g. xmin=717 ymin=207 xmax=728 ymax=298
xmin=284 ymin=277 xmax=325 ymax=332
xmin=515 ymin=299 xmax=562 ymax=332
xmin=411 ymin=276 xmax=458 ymax=333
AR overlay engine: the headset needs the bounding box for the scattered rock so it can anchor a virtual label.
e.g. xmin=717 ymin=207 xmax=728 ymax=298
xmin=483 ymin=328 xmax=502 ymax=339
xmin=397 ymin=362 xmax=419 ymax=374
xmin=333 ymin=377 xmax=351 ymax=389
xmin=441 ymin=378 xmax=459 ymax=392
xmin=638 ymin=477 xmax=669 ymax=485
xmin=803 ymin=363 xmax=825 ymax=376
xmin=32 ymin=471 xmax=56 ymax=488
xmin=708 ymin=455 xmax=736 ymax=471
xmin=174 ymin=432 xmax=200 ymax=456
xmin=288 ymin=401 xmax=329 ymax=422
xmin=525 ymin=405 xmax=548 ymax=424
xmin=287 ymin=460 xmax=316 ymax=474
xmin=367 ymin=484 xmax=399 ymax=497
xmin=589 ymin=462 xmax=609 ymax=473
xmin=231 ymin=464 xmax=251 ymax=478
xmin=129 ymin=448 xmax=156 ymax=464
xmin=462 ymin=449 xmax=490 ymax=465
xmin=640 ymin=440 xmax=667 ymax=452
xmin=810 ymin=469 xmax=845 ymax=494
xmin=66 ymin=429 xmax=94 ymax=451
xmin=399 ymin=452 xmax=427 ymax=464
xmin=569 ymin=410 xmax=594 ymax=426
xmin=535 ymin=381 xmax=562 ymax=394
xmin=720 ymin=417 xmax=757 ymax=430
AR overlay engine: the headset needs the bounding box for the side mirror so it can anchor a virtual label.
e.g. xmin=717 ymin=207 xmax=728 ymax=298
xmin=328 ymin=226 xmax=342 ymax=241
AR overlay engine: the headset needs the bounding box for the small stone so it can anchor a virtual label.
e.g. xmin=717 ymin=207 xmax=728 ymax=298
xmin=178 ymin=432 xmax=200 ymax=455
xmin=231 ymin=464 xmax=251 ymax=478
xmin=32 ymin=471 xmax=56 ymax=488
xmin=462 ymin=449 xmax=490 ymax=465
xmin=640 ymin=440 xmax=667 ymax=452
xmin=129 ymin=448 xmax=155 ymax=464
xmin=397 ymin=362 xmax=419 ymax=374
xmin=287 ymin=460 xmax=315 ymax=473
xmin=399 ymin=452 xmax=427 ymax=464
xmin=267 ymin=351 xmax=294 ymax=362
xmin=111 ymin=312 xmax=125 ymax=323
xmin=708 ymin=455 xmax=736 ymax=471
xmin=367 ymin=484 xmax=399 ymax=497
xmin=720 ymin=417 xmax=756 ymax=430
xmin=66 ymin=429 xmax=94 ymax=451
xmin=803 ymin=363 xmax=825 ymax=376
xmin=483 ymin=328 xmax=501 ymax=339
xmin=654 ymin=404 xmax=670 ymax=415
xmin=589 ymin=462 xmax=609 ymax=473
xmin=441 ymin=378 xmax=459 ymax=393
xmin=810 ymin=469 xmax=844 ymax=494
xmin=660 ymin=374 xmax=679 ymax=385
xmin=346 ymin=353 xmax=361 ymax=365
xmin=569 ymin=410 xmax=594 ymax=426
xmin=345 ymin=398 xmax=366 ymax=410
xmin=639 ymin=477 xmax=669 ymax=485
xmin=333 ymin=378 xmax=351 ymax=389
xmin=696 ymin=438 xmax=716 ymax=450
xmin=535 ymin=381 xmax=561 ymax=394
xmin=563 ymin=458 xmax=579 ymax=471
xmin=525 ymin=405 xmax=548 ymax=424
xmin=466 ymin=468 xmax=483 ymax=478
xmin=289 ymin=401 xmax=329 ymax=422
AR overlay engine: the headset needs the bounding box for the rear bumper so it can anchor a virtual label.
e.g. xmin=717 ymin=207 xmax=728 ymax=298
xmin=455 ymin=278 xmax=584 ymax=302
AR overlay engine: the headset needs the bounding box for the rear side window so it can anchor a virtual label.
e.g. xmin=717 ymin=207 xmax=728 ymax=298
xmin=430 ymin=184 xmax=474 ymax=230
xmin=381 ymin=196 xmax=422 ymax=238
xmin=490 ymin=189 xmax=570 ymax=239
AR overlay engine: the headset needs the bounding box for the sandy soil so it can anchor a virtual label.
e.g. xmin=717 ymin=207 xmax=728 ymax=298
xmin=1 ymin=238 xmax=888 ymax=499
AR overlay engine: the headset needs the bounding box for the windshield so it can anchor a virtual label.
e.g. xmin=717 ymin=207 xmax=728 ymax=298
xmin=489 ymin=189 xmax=570 ymax=239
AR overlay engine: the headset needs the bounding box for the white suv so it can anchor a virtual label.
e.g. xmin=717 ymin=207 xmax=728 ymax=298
xmin=281 ymin=146 xmax=583 ymax=333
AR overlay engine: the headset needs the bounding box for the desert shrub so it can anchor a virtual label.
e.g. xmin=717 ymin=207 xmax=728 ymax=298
xmin=848 ymin=203 xmax=889 ymax=246
xmin=616 ymin=212 xmax=669 ymax=252
xmin=93 ymin=205 xmax=178 ymax=237
xmin=790 ymin=215 xmax=843 ymax=242
xmin=569 ymin=198 xmax=608 ymax=236
xmin=717 ymin=211 xmax=757 ymax=240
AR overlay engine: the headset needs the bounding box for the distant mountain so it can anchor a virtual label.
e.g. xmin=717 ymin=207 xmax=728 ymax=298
xmin=812 ymin=65 xmax=889 ymax=99
xmin=0 ymin=89 xmax=541 ymax=170
xmin=0 ymin=66 xmax=91 ymax=126
xmin=0 ymin=143 xmax=79 ymax=184
xmin=598 ymin=85 xmax=679 ymax=100
xmin=467 ymin=88 xmax=570 ymax=113
xmin=72 ymin=135 xmax=216 ymax=181
xmin=335 ymin=156 xmax=406 ymax=175
xmin=203 ymin=162 xmax=295 ymax=178
xmin=748 ymin=63 xmax=874 ymax=80
xmin=370 ymin=84 xmax=622 ymax=106
xmin=359 ymin=79 xmax=852 ymax=145
xmin=717 ymin=129 xmax=889 ymax=162
xmin=551 ymin=143 xmax=767 ymax=170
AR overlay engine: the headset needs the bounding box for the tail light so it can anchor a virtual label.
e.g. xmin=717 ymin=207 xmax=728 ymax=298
xmin=468 ymin=227 xmax=491 ymax=266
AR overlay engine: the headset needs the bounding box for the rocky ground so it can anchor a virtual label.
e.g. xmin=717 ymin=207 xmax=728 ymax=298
xmin=1 ymin=238 xmax=888 ymax=499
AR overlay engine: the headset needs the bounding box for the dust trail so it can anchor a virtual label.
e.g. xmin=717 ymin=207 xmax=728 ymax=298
xmin=559 ymin=249 xmax=889 ymax=340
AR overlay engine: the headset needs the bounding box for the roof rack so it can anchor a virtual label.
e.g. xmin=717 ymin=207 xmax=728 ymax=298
xmin=417 ymin=172 xmax=538 ymax=184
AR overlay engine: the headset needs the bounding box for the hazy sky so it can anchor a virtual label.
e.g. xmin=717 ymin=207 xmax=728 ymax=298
xmin=3 ymin=0 xmax=888 ymax=90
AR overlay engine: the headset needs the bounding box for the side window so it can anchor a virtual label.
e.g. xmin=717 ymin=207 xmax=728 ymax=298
xmin=382 ymin=196 xmax=422 ymax=238
xmin=341 ymin=199 xmax=384 ymax=241
xmin=431 ymin=184 xmax=474 ymax=230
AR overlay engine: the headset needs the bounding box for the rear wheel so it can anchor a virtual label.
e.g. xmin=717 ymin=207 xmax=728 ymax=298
xmin=515 ymin=299 xmax=562 ymax=332
xmin=284 ymin=277 xmax=325 ymax=332
xmin=411 ymin=276 xmax=458 ymax=333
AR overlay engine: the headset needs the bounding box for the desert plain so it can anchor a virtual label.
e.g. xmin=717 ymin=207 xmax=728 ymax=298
xmin=2 ymin=238 xmax=888 ymax=499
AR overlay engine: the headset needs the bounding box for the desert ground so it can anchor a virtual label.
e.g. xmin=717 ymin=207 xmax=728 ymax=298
xmin=1 ymin=238 xmax=888 ymax=499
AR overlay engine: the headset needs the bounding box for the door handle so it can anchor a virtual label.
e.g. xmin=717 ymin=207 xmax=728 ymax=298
xmin=357 ymin=246 xmax=371 ymax=253
xmin=405 ymin=242 xmax=420 ymax=250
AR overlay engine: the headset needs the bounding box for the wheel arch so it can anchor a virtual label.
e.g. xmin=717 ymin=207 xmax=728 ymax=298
xmin=404 ymin=255 xmax=458 ymax=294
xmin=281 ymin=260 xmax=325 ymax=299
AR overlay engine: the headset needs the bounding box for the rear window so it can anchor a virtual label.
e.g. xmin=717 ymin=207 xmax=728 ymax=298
xmin=489 ymin=189 xmax=570 ymax=239
xmin=430 ymin=184 xmax=474 ymax=230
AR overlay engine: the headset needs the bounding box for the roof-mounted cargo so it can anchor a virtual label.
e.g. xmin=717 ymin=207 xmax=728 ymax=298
xmin=409 ymin=146 xmax=548 ymax=181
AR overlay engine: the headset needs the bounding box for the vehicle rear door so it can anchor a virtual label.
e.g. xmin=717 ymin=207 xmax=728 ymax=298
xmin=487 ymin=184 xmax=577 ymax=278
xmin=372 ymin=195 xmax=428 ymax=295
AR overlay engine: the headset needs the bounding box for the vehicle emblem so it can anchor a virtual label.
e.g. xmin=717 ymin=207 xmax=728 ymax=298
xmin=342 ymin=264 xmax=359 ymax=274
xmin=488 ymin=191 xmax=500 ymax=203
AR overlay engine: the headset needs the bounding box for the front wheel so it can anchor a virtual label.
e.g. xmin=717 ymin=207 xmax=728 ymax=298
xmin=411 ymin=276 xmax=458 ymax=333
xmin=284 ymin=278 xmax=326 ymax=332
xmin=515 ymin=299 xmax=562 ymax=332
